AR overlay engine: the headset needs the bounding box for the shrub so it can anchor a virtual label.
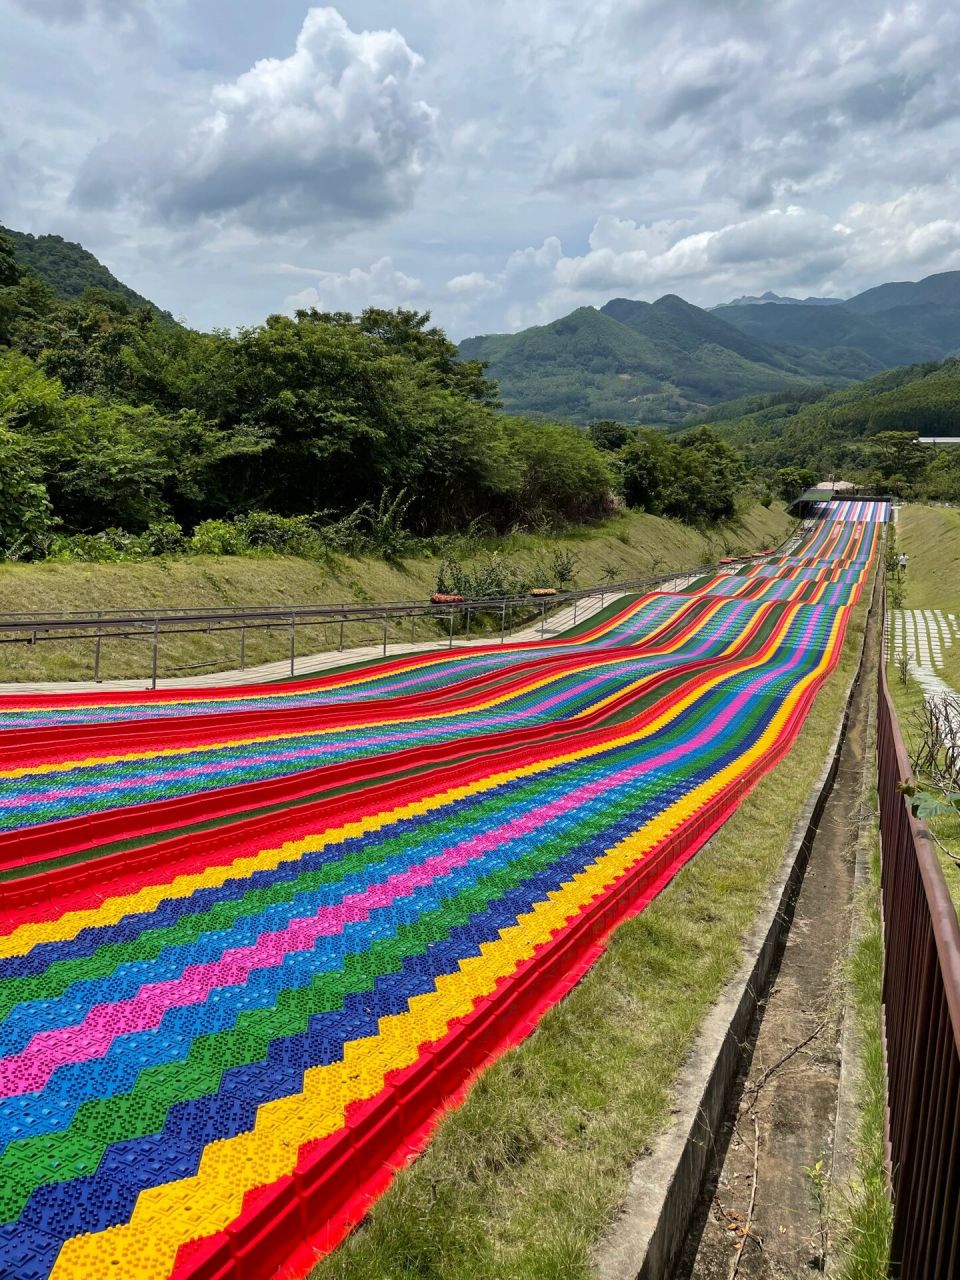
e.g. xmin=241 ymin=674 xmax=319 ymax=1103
xmin=189 ymin=519 xmax=245 ymax=556
xmin=548 ymin=546 xmax=580 ymax=589
xmin=235 ymin=511 xmax=323 ymax=557
xmin=366 ymin=490 xmax=414 ymax=562
xmin=142 ymin=520 xmax=186 ymax=555
xmin=46 ymin=528 xmax=144 ymax=562
xmin=436 ymin=553 xmax=531 ymax=600
xmin=315 ymin=507 xmax=369 ymax=555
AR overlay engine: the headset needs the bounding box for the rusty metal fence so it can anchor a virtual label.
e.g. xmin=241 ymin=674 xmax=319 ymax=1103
xmin=877 ymin=655 xmax=960 ymax=1277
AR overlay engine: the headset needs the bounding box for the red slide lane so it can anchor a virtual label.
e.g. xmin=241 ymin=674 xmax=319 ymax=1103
xmin=0 ymin=603 xmax=802 ymax=909
xmin=0 ymin=606 xmax=788 ymax=876
xmin=165 ymin=664 xmax=831 ymax=1280
xmin=0 ymin=597 xmax=652 ymax=715
xmin=0 ymin=595 xmax=721 ymax=766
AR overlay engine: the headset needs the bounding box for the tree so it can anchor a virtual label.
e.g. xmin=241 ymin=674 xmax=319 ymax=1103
xmin=619 ymin=430 xmax=671 ymax=513
xmin=864 ymin=431 xmax=927 ymax=483
xmin=589 ymin=420 xmax=636 ymax=452
xmin=0 ymin=232 xmax=23 ymax=347
xmin=498 ymin=418 xmax=613 ymax=525
xmin=298 ymin=305 xmax=501 ymax=407
xmin=0 ymin=426 xmax=52 ymax=558
xmin=773 ymin=466 xmax=817 ymax=502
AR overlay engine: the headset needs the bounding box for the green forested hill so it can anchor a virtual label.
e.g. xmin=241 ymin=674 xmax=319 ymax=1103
xmin=713 ymin=299 xmax=940 ymax=371
xmin=701 ymin=357 xmax=960 ymax=490
xmin=0 ymin=224 xmax=171 ymax=318
xmin=717 ymin=269 xmax=960 ymax=376
xmin=458 ymin=271 xmax=960 ymax=428
xmin=845 ymin=269 xmax=960 ymax=316
xmin=458 ymin=296 xmax=834 ymax=425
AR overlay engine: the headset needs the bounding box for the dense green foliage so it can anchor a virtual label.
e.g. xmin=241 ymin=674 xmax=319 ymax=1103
xmin=700 ymin=357 xmax=960 ymax=499
xmin=0 ymin=230 xmax=759 ymax=562
xmin=617 ymin=426 xmax=745 ymax=522
xmin=0 ymin=223 xmax=170 ymax=317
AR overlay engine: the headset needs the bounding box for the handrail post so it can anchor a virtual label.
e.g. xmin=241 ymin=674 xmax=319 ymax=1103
xmin=94 ymin=612 xmax=102 ymax=683
xmin=540 ymin=600 xmax=546 ymax=639
xmin=239 ymin=625 xmax=246 ymax=671
xmin=382 ymin=615 xmax=388 ymax=657
xmin=289 ymin=615 xmax=296 ymax=676
xmin=338 ymin=618 xmax=344 ymax=651
xmin=501 ymin=602 xmax=506 ymax=644
xmin=449 ymin=609 xmax=454 ymax=647
xmin=150 ymin=617 xmax=159 ymax=689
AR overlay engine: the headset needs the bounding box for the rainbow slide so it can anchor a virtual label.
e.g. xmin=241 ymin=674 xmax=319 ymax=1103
xmin=0 ymin=502 xmax=884 ymax=1280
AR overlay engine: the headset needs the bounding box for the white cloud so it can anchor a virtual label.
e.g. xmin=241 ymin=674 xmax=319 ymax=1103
xmin=843 ymin=190 xmax=960 ymax=273
xmin=3 ymin=0 xmax=960 ymax=336
xmin=73 ymin=6 xmax=437 ymax=232
xmin=284 ymin=255 xmax=423 ymax=314
xmin=446 ymin=271 xmax=498 ymax=297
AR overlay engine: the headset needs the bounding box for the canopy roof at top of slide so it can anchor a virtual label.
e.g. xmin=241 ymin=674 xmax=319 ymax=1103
xmin=0 ymin=501 xmax=886 ymax=1280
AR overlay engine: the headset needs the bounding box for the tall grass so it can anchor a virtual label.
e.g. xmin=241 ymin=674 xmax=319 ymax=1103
xmin=832 ymin=826 xmax=893 ymax=1279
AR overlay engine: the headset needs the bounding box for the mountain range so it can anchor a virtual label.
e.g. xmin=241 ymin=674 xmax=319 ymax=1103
xmin=461 ymin=269 xmax=960 ymax=425
xmin=718 ymin=291 xmax=843 ymax=307
xmin=4 ymin=219 xmax=959 ymax=431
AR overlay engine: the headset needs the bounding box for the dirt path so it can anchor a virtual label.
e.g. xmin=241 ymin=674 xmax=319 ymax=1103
xmin=677 ymin=598 xmax=880 ymax=1278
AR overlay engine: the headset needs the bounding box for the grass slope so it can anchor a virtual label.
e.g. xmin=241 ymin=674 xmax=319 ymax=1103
xmin=0 ymin=504 xmax=794 ymax=682
xmin=886 ymin=505 xmax=960 ymax=910
xmin=833 ymin=814 xmax=893 ymax=1280
xmin=308 ymin=555 xmax=873 ymax=1280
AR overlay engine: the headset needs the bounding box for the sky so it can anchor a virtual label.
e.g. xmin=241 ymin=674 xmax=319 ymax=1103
xmin=2 ymin=0 xmax=960 ymax=339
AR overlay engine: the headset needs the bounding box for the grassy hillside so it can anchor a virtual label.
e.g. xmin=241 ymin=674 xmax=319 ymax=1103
xmin=887 ymin=504 xmax=960 ymax=909
xmin=459 ymin=296 xmax=826 ymax=426
xmin=895 ymin=504 xmax=960 ymax=615
xmin=0 ymin=223 xmax=171 ymax=317
xmin=0 ymin=502 xmax=794 ymax=682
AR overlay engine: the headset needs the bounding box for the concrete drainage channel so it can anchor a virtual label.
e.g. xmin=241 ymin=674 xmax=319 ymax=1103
xmin=594 ymin=566 xmax=882 ymax=1280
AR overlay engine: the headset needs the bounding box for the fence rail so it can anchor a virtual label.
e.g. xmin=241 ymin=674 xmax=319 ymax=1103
xmin=877 ymin=648 xmax=960 ymax=1278
xmin=0 ymin=520 xmax=811 ymax=686
xmin=0 ymin=562 xmax=749 ymax=687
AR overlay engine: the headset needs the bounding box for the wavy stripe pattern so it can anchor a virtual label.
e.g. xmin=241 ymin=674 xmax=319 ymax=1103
xmin=0 ymin=501 xmax=884 ymax=1280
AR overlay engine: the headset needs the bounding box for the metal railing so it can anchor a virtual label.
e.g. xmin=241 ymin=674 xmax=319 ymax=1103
xmin=0 ymin=519 xmax=810 ymax=687
xmin=877 ymin=649 xmax=960 ymax=1277
xmin=0 ymin=562 xmax=743 ymax=688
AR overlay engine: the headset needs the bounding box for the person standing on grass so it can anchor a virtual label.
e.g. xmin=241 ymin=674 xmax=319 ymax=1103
xmin=898 ymin=552 xmax=908 ymax=571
